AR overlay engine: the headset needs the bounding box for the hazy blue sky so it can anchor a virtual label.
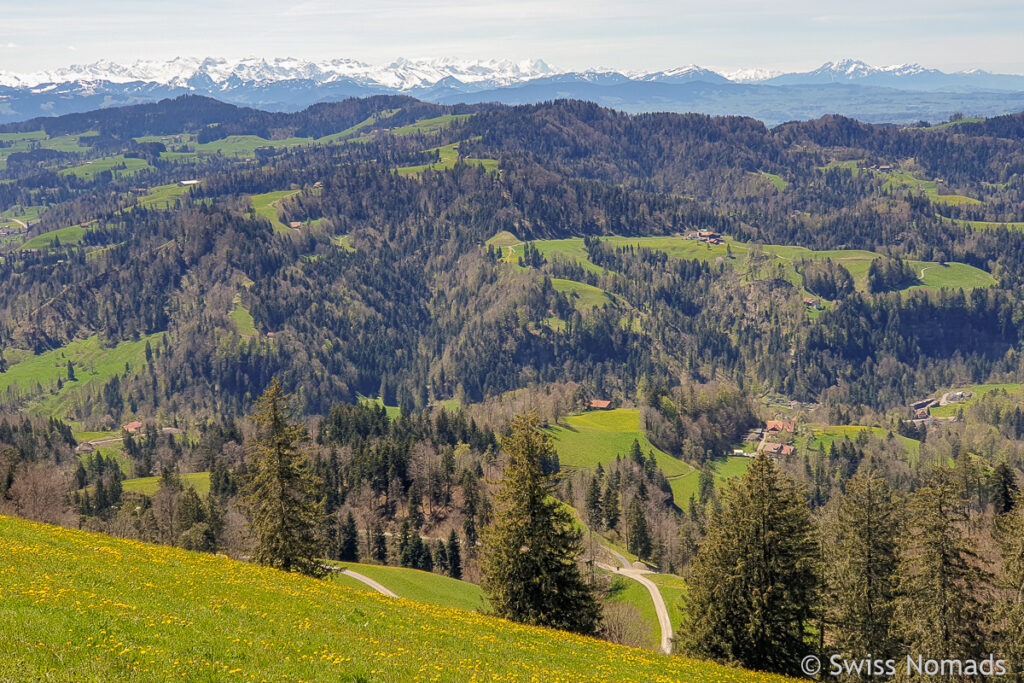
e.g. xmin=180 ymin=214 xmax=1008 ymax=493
xmin=2 ymin=0 xmax=1022 ymax=74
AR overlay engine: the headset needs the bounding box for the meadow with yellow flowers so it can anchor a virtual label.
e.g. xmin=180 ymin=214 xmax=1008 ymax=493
xmin=0 ymin=515 xmax=794 ymax=682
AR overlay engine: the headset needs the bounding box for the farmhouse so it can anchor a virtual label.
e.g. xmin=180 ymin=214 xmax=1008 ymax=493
xmin=587 ymin=399 xmax=612 ymax=410
xmin=763 ymin=442 xmax=795 ymax=456
xmin=179 ymin=180 xmax=200 ymax=187
xmin=74 ymin=442 xmax=96 ymax=455
xmin=122 ymin=421 xmax=143 ymax=433
xmin=765 ymin=420 xmax=796 ymax=434
xmin=289 ymin=221 xmax=302 ymax=229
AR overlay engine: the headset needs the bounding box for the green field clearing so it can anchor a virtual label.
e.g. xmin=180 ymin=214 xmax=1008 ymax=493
xmin=0 ymin=517 xmax=796 ymax=682
xmin=939 ymin=215 xmax=1024 ymax=231
xmin=668 ymin=456 xmax=752 ymax=508
xmin=0 ymin=131 xmax=94 ymax=170
xmin=135 ymin=183 xmax=190 ymax=208
xmin=332 ymin=234 xmax=355 ymax=251
xmin=122 ymin=471 xmax=211 ymax=497
xmin=396 ymin=141 xmax=498 ymax=175
xmin=333 ymin=562 xmax=486 ymax=613
xmin=807 ymin=425 xmax=921 ymax=461
xmin=928 ymin=383 xmax=1024 ymax=417
xmin=552 ymin=278 xmax=611 ymax=311
xmin=20 ymin=224 xmax=87 ymax=249
xmin=545 ymin=409 xmax=698 ymax=507
xmin=0 ymin=333 xmax=163 ymax=418
xmin=249 ymin=190 xmax=299 ymax=234
xmin=318 ymin=109 xmax=401 ymax=143
xmin=229 ymin=294 xmax=257 ymax=336
xmin=759 ymin=171 xmax=789 ymax=191
xmin=195 ymin=135 xmax=313 ymax=157
xmin=358 ymin=395 xmax=402 ymax=419
xmin=391 ymin=113 xmax=472 ymax=136
xmin=882 ymin=170 xmax=982 ymax=206
xmin=60 ymin=155 xmax=151 ymax=181
xmin=924 ymin=117 xmax=984 ymax=131
xmin=510 ymin=233 xmax=993 ymax=295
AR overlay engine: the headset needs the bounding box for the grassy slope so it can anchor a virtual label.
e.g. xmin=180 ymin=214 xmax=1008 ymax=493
xmin=250 ymin=190 xmax=299 ymax=234
xmin=545 ymin=409 xmax=698 ymax=507
xmin=334 ymin=562 xmax=486 ymax=613
xmin=928 ymin=382 xmax=1024 ymax=417
xmin=122 ymin=472 xmax=211 ymax=497
xmin=0 ymin=516 xmax=792 ymax=682
xmin=669 ymin=456 xmax=752 ymax=508
xmin=20 ymin=224 xmax=88 ymax=249
xmin=517 ymin=234 xmax=993 ymax=294
xmin=396 ymin=141 xmax=499 ymax=176
xmin=229 ymin=293 xmax=257 ymax=337
xmin=391 ymin=114 xmax=472 ymax=135
xmin=807 ymin=425 xmax=921 ymax=462
xmin=551 ymin=278 xmax=611 ymax=311
xmin=59 ymin=155 xmax=151 ymax=181
xmin=0 ymin=333 xmax=162 ymax=417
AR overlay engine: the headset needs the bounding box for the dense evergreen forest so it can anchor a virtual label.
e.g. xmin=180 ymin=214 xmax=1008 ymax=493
xmin=3 ymin=96 xmax=1024 ymax=669
xmin=4 ymin=95 xmax=1024 ymax=419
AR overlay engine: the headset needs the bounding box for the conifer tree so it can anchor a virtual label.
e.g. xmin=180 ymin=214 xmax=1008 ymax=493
xmin=447 ymin=529 xmax=462 ymax=579
xmin=480 ymin=412 xmax=601 ymax=635
xmin=371 ymin=523 xmax=388 ymax=563
xmin=626 ymin=498 xmax=652 ymax=561
xmin=892 ymin=469 xmax=987 ymax=666
xmin=584 ymin=475 xmax=603 ymax=530
xmin=679 ymin=453 xmax=819 ymax=676
xmin=993 ymin=462 xmax=1019 ymax=515
xmin=602 ymin=479 xmax=620 ymax=531
xmin=337 ymin=511 xmax=359 ymax=562
xmin=823 ymin=471 xmax=900 ymax=660
xmin=241 ymin=379 xmax=324 ymax=576
xmin=994 ymin=495 xmax=1024 ymax=680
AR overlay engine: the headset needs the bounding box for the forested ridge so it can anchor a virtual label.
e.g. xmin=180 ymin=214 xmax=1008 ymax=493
xmin=3 ymin=99 xmax=1024 ymax=669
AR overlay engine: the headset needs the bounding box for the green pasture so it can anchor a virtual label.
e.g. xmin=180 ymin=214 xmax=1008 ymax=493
xmin=333 ymin=562 xmax=485 ymax=613
xmin=121 ymin=471 xmax=211 ymax=497
xmin=0 ymin=515 xmax=794 ymax=682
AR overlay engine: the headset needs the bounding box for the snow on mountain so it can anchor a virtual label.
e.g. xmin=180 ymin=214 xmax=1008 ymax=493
xmin=720 ymin=68 xmax=783 ymax=83
xmin=0 ymin=56 xmax=559 ymax=90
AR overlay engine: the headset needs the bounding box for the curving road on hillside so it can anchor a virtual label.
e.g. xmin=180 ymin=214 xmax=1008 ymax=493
xmin=598 ymin=560 xmax=673 ymax=654
xmin=340 ymin=568 xmax=399 ymax=598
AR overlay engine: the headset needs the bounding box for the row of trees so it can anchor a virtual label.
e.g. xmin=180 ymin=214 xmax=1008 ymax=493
xmin=681 ymin=453 xmax=1024 ymax=678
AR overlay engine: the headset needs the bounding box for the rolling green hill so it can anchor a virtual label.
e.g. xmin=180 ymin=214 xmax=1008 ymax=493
xmin=497 ymin=234 xmax=995 ymax=295
xmin=0 ymin=516 xmax=792 ymax=682
xmin=334 ymin=562 xmax=485 ymax=613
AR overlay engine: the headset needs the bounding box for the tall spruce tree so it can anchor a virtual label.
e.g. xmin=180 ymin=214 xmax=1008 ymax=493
xmin=626 ymin=498 xmax=652 ymax=561
xmin=993 ymin=462 xmax=1019 ymax=515
xmin=337 ymin=511 xmax=359 ymax=562
xmin=823 ymin=471 xmax=900 ymax=660
xmin=447 ymin=529 xmax=462 ymax=579
xmin=892 ymin=469 xmax=987 ymax=667
xmin=480 ymin=412 xmax=601 ymax=635
xmin=241 ymin=379 xmax=325 ymax=577
xmin=995 ymin=494 xmax=1024 ymax=681
xmin=679 ymin=453 xmax=819 ymax=676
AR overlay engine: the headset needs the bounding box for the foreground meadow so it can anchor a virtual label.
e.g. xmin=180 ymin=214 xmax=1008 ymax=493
xmin=0 ymin=516 xmax=793 ymax=682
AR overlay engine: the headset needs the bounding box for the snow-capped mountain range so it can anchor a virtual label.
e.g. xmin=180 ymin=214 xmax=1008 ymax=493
xmin=2 ymin=56 xmax=1021 ymax=91
xmin=1 ymin=57 xmax=1024 ymax=126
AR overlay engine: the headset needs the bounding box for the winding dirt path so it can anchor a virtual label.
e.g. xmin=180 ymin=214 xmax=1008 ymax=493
xmin=340 ymin=569 xmax=399 ymax=598
xmin=598 ymin=560 xmax=673 ymax=654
